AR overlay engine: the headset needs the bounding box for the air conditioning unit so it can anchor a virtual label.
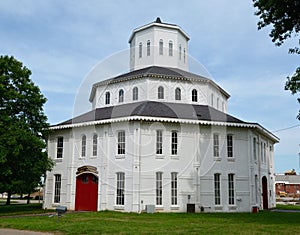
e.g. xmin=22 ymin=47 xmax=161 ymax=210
xmin=145 ymin=205 xmax=155 ymax=213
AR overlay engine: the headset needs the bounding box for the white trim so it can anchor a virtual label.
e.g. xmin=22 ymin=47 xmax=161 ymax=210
xmin=50 ymin=115 xmax=279 ymax=142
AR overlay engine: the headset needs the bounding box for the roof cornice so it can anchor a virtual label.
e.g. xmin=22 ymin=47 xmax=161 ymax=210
xmin=50 ymin=115 xmax=279 ymax=143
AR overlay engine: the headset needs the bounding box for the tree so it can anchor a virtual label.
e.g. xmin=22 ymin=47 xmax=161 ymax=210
xmin=0 ymin=55 xmax=54 ymax=205
xmin=253 ymin=0 xmax=300 ymax=120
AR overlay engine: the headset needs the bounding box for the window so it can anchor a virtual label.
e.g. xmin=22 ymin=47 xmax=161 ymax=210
xmin=214 ymin=173 xmax=221 ymax=205
xmin=93 ymin=134 xmax=98 ymax=156
xmin=261 ymin=142 xmax=263 ymax=162
xmin=228 ymin=174 xmax=235 ymax=205
xmin=54 ymin=174 xmax=61 ymax=203
xmin=57 ymin=137 xmax=63 ymax=159
xmin=169 ymin=40 xmax=173 ymax=56
xmin=133 ymin=87 xmax=138 ymax=101
xmin=139 ymin=42 xmax=142 ymax=58
xmin=227 ymin=135 xmax=233 ymax=158
xmin=179 ymin=44 xmax=182 ymax=60
xmin=211 ymin=94 xmax=214 ymax=106
xmin=213 ymin=133 xmax=219 ymax=157
xmin=255 ymin=175 xmax=258 ymax=204
xmin=175 ymin=87 xmax=181 ymax=100
xmin=192 ymin=89 xmax=197 ymax=102
xmin=119 ymin=89 xmax=124 ymax=103
xmin=158 ymin=86 xmax=164 ymax=99
xmin=253 ymin=138 xmax=257 ymax=160
xmin=105 ymin=92 xmax=110 ymax=105
xmin=159 ymin=39 xmax=163 ymax=55
xmin=147 ymin=40 xmax=150 ymax=56
xmin=116 ymin=172 xmax=125 ymax=205
xmin=217 ymin=98 xmax=219 ymax=109
xmin=81 ymin=135 xmax=86 ymax=157
xmin=156 ymin=172 xmax=163 ymax=205
xmin=171 ymin=131 xmax=178 ymax=155
xmin=183 ymin=48 xmax=186 ymax=63
xmin=118 ymin=131 xmax=125 ymax=155
xmin=171 ymin=172 xmax=178 ymax=205
xmin=156 ymin=130 xmax=162 ymax=154
xmin=263 ymin=143 xmax=266 ymax=163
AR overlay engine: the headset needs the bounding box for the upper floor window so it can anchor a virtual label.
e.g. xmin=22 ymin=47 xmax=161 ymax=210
xmin=139 ymin=42 xmax=142 ymax=58
xmin=253 ymin=137 xmax=257 ymax=160
xmin=119 ymin=89 xmax=124 ymax=103
xmin=192 ymin=89 xmax=198 ymax=102
xmin=179 ymin=44 xmax=182 ymax=60
xmin=57 ymin=137 xmax=63 ymax=159
xmin=175 ymin=87 xmax=181 ymax=100
xmin=158 ymin=86 xmax=164 ymax=99
xmin=105 ymin=92 xmax=110 ymax=105
xmin=156 ymin=130 xmax=163 ymax=155
xmin=227 ymin=135 xmax=233 ymax=158
xmin=133 ymin=87 xmax=138 ymax=101
xmin=159 ymin=39 xmax=163 ymax=55
xmin=171 ymin=131 xmax=178 ymax=155
xmin=217 ymin=98 xmax=220 ymax=110
xmin=183 ymin=48 xmax=186 ymax=63
xmin=81 ymin=135 xmax=86 ymax=157
xmin=213 ymin=133 xmax=219 ymax=157
xmin=147 ymin=40 xmax=151 ymax=56
xmin=169 ymin=41 xmax=173 ymax=56
xmin=93 ymin=134 xmax=98 ymax=156
xmin=211 ymin=94 xmax=214 ymax=107
xmin=118 ymin=131 xmax=125 ymax=155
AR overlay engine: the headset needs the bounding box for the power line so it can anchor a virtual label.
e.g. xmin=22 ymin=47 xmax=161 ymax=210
xmin=272 ymin=124 xmax=300 ymax=133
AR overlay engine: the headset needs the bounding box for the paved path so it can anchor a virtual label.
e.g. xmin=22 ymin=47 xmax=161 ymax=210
xmin=0 ymin=229 xmax=53 ymax=235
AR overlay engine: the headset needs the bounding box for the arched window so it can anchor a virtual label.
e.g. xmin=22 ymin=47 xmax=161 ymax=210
xmin=119 ymin=89 xmax=124 ymax=103
xmin=105 ymin=92 xmax=110 ymax=105
xmin=159 ymin=39 xmax=163 ymax=55
xmin=139 ymin=42 xmax=142 ymax=58
xmin=175 ymin=87 xmax=181 ymax=100
xmin=147 ymin=40 xmax=151 ymax=56
xmin=133 ymin=87 xmax=138 ymax=101
xmin=183 ymin=48 xmax=186 ymax=63
xmin=192 ymin=89 xmax=197 ymax=102
xmin=81 ymin=135 xmax=86 ymax=157
xmin=179 ymin=44 xmax=182 ymax=60
xmin=169 ymin=40 xmax=173 ymax=56
xmin=158 ymin=86 xmax=164 ymax=99
xmin=93 ymin=134 xmax=98 ymax=156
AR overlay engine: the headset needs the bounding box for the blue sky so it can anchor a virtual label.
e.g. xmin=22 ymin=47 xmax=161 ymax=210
xmin=1 ymin=0 xmax=299 ymax=173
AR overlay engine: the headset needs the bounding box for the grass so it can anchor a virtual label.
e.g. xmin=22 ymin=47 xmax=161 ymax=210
xmin=1 ymin=204 xmax=300 ymax=234
xmin=0 ymin=203 xmax=52 ymax=217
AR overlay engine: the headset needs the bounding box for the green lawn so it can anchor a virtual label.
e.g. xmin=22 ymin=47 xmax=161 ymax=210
xmin=1 ymin=204 xmax=300 ymax=234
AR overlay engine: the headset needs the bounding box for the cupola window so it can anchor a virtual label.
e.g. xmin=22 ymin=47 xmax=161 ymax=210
xmin=158 ymin=86 xmax=164 ymax=99
xmin=169 ymin=41 xmax=173 ymax=56
xmin=105 ymin=92 xmax=110 ymax=105
xmin=179 ymin=44 xmax=182 ymax=60
xmin=175 ymin=87 xmax=181 ymax=100
xmin=147 ymin=40 xmax=150 ymax=56
xmin=192 ymin=89 xmax=197 ymax=102
xmin=133 ymin=87 xmax=138 ymax=101
xmin=119 ymin=89 xmax=124 ymax=103
xmin=159 ymin=39 xmax=163 ymax=55
xmin=139 ymin=42 xmax=142 ymax=58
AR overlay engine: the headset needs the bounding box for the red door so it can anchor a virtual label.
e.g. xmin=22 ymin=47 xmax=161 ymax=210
xmin=262 ymin=176 xmax=268 ymax=210
xmin=75 ymin=173 xmax=98 ymax=211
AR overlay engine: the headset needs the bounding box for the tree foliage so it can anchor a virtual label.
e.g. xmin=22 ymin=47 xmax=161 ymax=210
xmin=0 ymin=55 xmax=54 ymax=204
xmin=253 ymin=0 xmax=300 ymax=120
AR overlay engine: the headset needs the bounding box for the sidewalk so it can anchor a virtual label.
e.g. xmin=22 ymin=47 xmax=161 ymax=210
xmin=0 ymin=229 xmax=53 ymax=235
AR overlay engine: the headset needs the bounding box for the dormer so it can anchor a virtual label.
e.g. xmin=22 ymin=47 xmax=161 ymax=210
xmin=129 ymin=17 xmax=190 ymax=71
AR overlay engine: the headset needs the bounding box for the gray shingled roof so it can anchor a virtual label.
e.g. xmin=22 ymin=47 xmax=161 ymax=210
xmin=89 ymin=66 xmax=230 ymax=102
xmin=55 ymin=101 xmax=245 ymax=126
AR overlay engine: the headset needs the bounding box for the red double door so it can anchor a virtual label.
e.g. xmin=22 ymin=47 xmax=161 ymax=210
xmin=75 ymin=173 xmax=98 ymax=211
